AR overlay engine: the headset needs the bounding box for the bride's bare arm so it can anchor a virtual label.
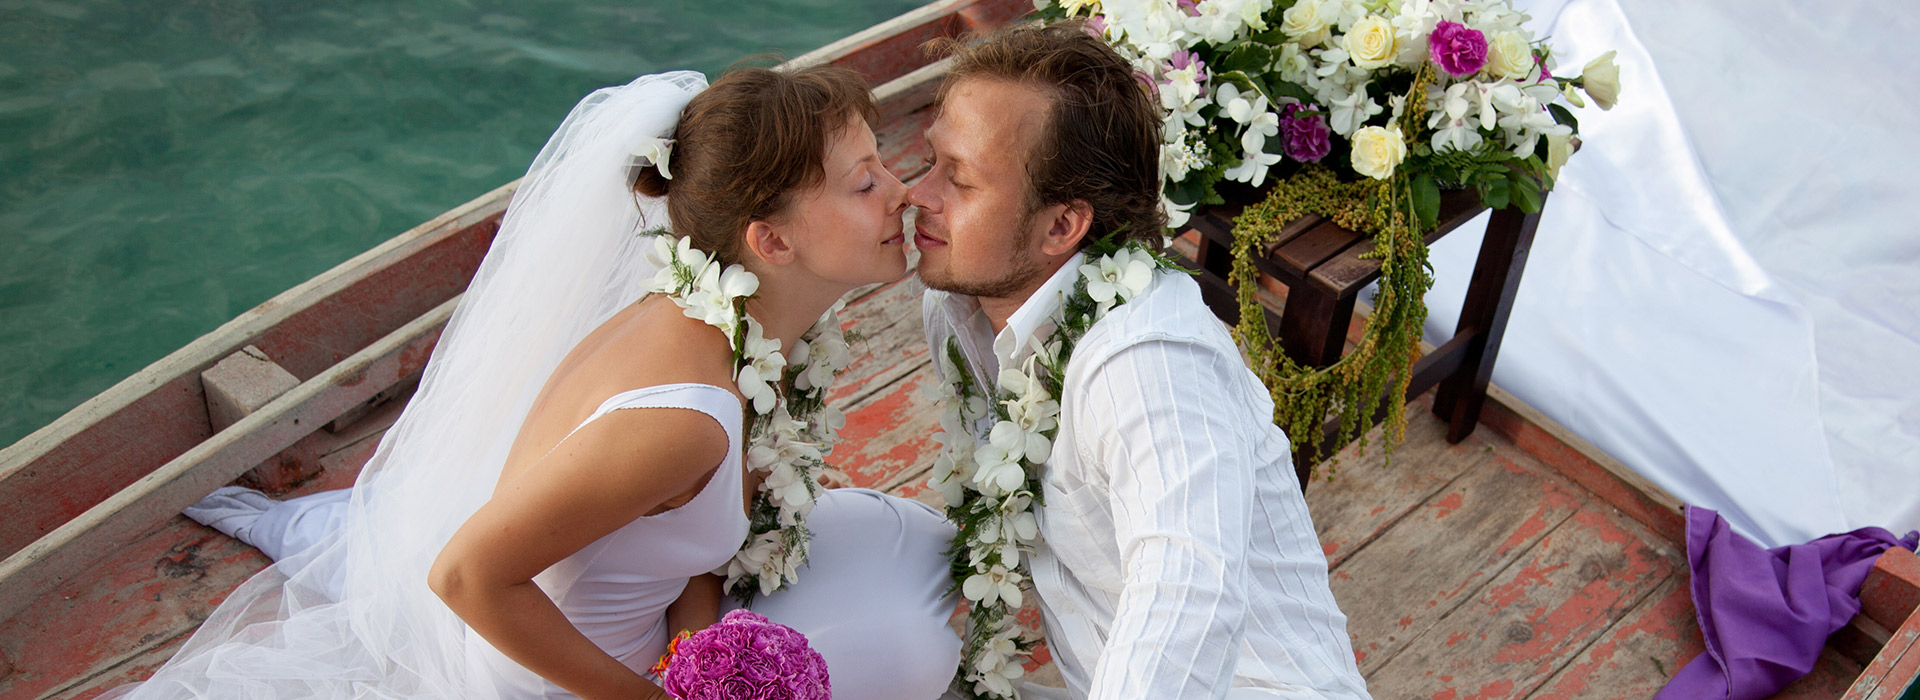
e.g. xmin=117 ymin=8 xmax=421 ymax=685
xmin=428 ymin=407 xmax=730 ymax=700
xmin=666 ymin=573 xmax=725 ymax=636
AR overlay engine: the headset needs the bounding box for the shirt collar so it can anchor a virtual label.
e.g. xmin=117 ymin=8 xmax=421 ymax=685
xmin=992 ymin=252 xmax=1086 ymax=367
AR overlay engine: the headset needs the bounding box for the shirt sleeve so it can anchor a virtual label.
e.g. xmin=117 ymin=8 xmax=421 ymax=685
xmin=1076 ymin=338 xmax=1255 ymax=700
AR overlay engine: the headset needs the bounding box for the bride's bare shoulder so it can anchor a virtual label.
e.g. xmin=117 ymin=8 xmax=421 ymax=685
xmin=570 ymin=295 xmax=741 ymax=394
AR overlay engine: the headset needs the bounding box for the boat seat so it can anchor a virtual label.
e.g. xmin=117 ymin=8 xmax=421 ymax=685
xmin=1179 ymin=183 xmax=1546 ymax=485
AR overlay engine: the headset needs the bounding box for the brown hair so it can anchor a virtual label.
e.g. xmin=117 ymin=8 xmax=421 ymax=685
xmin=927 ymin=21 xmax=1166 ymax=248
xmin=632 ymin=63 xmax=878 ymax=265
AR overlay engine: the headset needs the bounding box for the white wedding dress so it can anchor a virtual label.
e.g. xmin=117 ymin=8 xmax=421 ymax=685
xmin=108 ymin=72 xmax=960 ymax=700
xmin=187 ymin=383 xmax=960 ymax=700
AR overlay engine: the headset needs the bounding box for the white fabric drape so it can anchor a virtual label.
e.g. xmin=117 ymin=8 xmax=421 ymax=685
xmin=1420 ymin=0 xmax=1920 ymax=547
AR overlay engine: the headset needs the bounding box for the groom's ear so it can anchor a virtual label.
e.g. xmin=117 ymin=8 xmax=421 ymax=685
xmin=743 ymin=220 xmax=795 ymax=266
xmin=1038 ymin=199 xmax=1094 ymax=256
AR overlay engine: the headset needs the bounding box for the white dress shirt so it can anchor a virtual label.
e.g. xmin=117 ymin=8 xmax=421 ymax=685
xmin=923 ymin=253 xmax=1372 ymax=700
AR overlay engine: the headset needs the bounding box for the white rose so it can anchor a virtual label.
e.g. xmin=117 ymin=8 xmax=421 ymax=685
xmin=1579 ymin=50 xmax=1621 ymax=110
xmin=1341 ymin=15 xmax=1398 ymax=70
xmin=1486 ymin=30 xmax=1533 ymax=81
xmin=1544 ymin=131 xmax=1574 ymax=180
xmin=1349 ymin=125 xmax=1408 ymax=180
xmin=1280 ymin=0 xmax=1334 ymax=46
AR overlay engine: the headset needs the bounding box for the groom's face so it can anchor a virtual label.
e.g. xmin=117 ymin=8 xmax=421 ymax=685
xmin=908 ymin=78 xmax=1054 ymax=299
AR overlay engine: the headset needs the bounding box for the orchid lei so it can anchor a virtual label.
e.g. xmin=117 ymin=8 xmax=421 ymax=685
xmin=928 ymin=236 xmax=1177 ymax=700
xmin=641 ymin=234 xmax=853 ymax=603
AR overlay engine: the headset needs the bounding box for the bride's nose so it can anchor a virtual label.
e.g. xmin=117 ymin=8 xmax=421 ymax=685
xmin=881 ymin=164 xmax=910 ymax=213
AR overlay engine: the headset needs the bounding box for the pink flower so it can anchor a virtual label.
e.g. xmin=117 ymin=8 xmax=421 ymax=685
xmin=1084 ymin=14 xmax=1107 ymax=37
xmin=661 ymin=609 xmax=830 ymax=700
xmin=1162 ymin=48 xmax=1208 ymax=83
xmin=1428 ymin=21 xmax=1489 ymax=77
xmin=1280 ymin=104 xmax=1332 ymax=163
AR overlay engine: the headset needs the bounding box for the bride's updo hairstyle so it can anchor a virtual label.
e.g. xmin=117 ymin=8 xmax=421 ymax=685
xmin=632 ymin=64 xmax=878 ymax=265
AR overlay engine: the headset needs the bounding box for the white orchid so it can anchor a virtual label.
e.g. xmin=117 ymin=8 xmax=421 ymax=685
xmin=1162 ymin=192 xmax=1195 ymax=229
xmin=971 ymin=436 xmax=1027 ymax=496
xmin=969 ymin=629 xmax=1027 ymax=697
xmin=632 ymin=136 xmax=674 ymax=180
xmin=1081 ymin=247 xmax=1156 ymax=308
xmin=680 ymin=261 xmax=759 ymax=338
xmin=733 ymin=319 xmax=785 ymax=414
xmin=962 ymin=564 xmax=1025 ymax=608
xmin=762 ymin=462 xmax=816 ymax=524
xmin=1224 ymin=148 xmax=1283 ymax=187
xmin=1328 ymin=82 xmax=1384 ymax=136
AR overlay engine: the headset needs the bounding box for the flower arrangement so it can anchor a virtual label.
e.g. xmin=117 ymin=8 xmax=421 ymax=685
xmin=654 ymin=610 xmax=832 ymax=700
xmin=1039 ymin=0 xmax=1620 ymax=467
xmin=642 ymin=233 xmax=854 ymax=602
xmin=928 ymin=233 xmax=1181 ymax=699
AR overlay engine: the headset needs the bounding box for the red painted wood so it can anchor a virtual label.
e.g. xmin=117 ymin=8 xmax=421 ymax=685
xmin=1479 ymin=397 xmax=1688 ymax=546
xmin=0 ymin=378 xmax=213 ymax=560
xmin=827 ymin=0 xmax=1031 ymax=88
xmin=1862 ymin=548 xmax=1920 ymax=633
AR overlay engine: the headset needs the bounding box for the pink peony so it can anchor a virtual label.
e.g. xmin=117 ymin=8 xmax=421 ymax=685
xmin=1280 ymin=104 xmax=1332 ymax=163
xmin=1428 ymin=21 xmax=1489 ymax=77
xmin=660 ymin=610 xmax=831 ymax=700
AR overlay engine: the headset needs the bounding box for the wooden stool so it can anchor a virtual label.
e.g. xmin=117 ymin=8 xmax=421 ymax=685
xmin=1180 ymin=184 xmax=1548 ymax=485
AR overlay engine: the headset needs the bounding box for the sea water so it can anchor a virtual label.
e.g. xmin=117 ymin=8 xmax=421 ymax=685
xmin=0 ymin=0 xmax=927 ymax=446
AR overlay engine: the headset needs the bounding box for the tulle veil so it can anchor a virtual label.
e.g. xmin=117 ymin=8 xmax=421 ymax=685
xmin=103 ymin=71 xmax=709 ymax=700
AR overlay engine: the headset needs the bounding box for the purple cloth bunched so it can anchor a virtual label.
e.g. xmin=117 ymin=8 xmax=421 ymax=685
xmin=1655 ymin=506 xmax=1918 ymax=700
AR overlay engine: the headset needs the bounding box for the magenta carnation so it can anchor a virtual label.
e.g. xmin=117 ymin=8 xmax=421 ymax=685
xmin=1279 ymin=104 xmax=1331 ymax=163
xmin=661 ymin=610 xmax=830 ymax=700
xmin=1428 ymin=21 xmax=1489 ymax=77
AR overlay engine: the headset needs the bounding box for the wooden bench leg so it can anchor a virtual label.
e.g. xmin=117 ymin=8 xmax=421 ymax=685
xmin=1433 ymin=196 xmax=1547 ymax=443
xmin=1188 ymin=225 xmax=1243 ymax=325
xmin=1281 ymin=281 xmax=1358 ymax=486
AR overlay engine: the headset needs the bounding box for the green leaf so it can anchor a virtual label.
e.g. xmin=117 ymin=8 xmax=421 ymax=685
xmin=1411 ymin=173 xmax=1441 ymax=231
xmin=1547 ymin=103 xmax=1579 ymax=133
xmin=1219 ymin=43 xmax=1275 ymax=74
xmin=1510 ymin=171 xmax=1543 ymax=212
xmin=1480 ymin=174 xmax=1512 ymax=211
xmin=1167 ymin=175 xmax=1209 ymax=207
xmin=1268 ymin=79 xmax=1314 ymax=102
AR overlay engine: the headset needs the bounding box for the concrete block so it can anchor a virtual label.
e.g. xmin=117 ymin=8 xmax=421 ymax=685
xmin=200 ymin=345 xmax=299 ymax=432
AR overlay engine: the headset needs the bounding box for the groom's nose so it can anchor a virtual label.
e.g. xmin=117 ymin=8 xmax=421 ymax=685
xmin=906 ymin=173 xmax=937 ymax=213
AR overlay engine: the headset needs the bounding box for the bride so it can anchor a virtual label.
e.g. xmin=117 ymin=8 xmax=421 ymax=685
xmin=114 ymin=68 xmax=960 ymax=700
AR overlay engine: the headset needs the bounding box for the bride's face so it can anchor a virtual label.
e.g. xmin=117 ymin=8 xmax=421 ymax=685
xmin=771 ymin=116 xmax=910 ymax=289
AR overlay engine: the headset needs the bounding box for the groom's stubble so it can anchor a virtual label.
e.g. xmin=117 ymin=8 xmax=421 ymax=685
xmin=915 ymin=215 xmax=1047 ymax=300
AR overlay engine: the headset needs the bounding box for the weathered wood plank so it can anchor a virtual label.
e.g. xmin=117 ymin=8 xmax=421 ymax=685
xmin=828 ymin=364 xmax=941 ymax=496
xmin=0 ymin=526 xmax=263 ymax=700
xmin=1845 ymin=587 xmax=1920 ymax=700
xmin=0 ymin=196 xmax=502 ymax=560
xmin=1527 ymin=573 xmax=1700 ymax=700
xmin=1479 ymin=384 xmax=1687 ymax=545
xmin=0 ymin=298 xmax=458 ymax=624
xmin=1364 ymin=504 xmax=1679 ymax=700
xmin=1306 ymin=411 xmax=1492 ymax=570
xmin=1331 ymin=452 xmax=1588 ymax=673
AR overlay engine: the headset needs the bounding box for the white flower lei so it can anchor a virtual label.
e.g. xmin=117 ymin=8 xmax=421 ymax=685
xmin=928 ymin=242 xmax=1170 ymax=700
xmin=642 ymin=234 xmax=853 ymax=602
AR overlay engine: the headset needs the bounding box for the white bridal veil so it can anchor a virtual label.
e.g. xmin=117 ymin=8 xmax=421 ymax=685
xmin=103 ymin=71 xmax=708 ymax=700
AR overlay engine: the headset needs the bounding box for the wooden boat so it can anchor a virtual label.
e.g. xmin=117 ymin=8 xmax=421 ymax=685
xmin=2 ymin=1 xmax=1916 ymax=698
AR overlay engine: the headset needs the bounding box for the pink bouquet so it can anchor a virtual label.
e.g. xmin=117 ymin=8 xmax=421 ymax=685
xmin=659 ymin=609 xmax=831 ymax=700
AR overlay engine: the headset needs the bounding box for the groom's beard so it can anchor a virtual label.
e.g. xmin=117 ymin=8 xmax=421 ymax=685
xmin=919 ymin=223 xmax=1047 ymax=300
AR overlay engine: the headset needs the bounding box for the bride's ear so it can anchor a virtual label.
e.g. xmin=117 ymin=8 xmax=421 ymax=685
xmin=743 ymin=220 xmax=796 ymax=267
xmin=1038 ymin=199 xmax=1094 ymax=256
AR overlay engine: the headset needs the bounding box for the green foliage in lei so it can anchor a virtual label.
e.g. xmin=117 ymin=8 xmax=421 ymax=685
xmin=939 ymin=230 xmax=1185 ymax=699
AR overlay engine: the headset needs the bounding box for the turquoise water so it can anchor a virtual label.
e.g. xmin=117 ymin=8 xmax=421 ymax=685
xmin=0 ymin=0 xmax=927 ymax=446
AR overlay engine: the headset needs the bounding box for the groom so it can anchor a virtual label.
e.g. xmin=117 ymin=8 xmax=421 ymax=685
xmin=910 ymin=22 xmax=1373 ymax=700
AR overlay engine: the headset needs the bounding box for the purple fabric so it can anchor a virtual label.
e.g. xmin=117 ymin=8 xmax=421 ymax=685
xmin=1655 ymin=506 xmax=1919 ymax=700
